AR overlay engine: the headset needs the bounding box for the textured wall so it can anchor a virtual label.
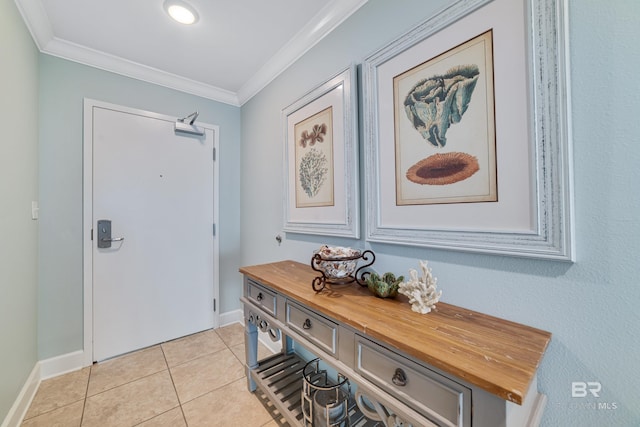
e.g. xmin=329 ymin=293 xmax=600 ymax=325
xmin=37 ymin=56 xmax=242 ymax=359
xmin=240 ymin=0 xmax=640 ymax=425
xmin=0 ymin=0 xmax=39 ymax=421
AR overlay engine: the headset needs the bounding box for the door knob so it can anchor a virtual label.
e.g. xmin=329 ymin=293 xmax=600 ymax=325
xmin=97 ymin=219 xmax=124 ymax=248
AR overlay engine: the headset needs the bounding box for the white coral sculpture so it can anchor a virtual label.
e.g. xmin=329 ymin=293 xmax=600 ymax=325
xmin=398 ymin=260 xmax=442 ymax=314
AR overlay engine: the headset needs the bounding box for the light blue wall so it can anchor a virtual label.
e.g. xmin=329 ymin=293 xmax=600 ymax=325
xmin=37 ymin=55 xmax=242 ymax=359
xmin=3 ymin=0 xmax=638 ymax=425
xmin=0 ymin=0 xmax=39 ymax=420
xmin=240 ymin=0 xmax=640 ymax=425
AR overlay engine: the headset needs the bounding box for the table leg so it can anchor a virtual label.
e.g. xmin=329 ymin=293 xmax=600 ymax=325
xmin=245 ymin=318 xmax=258 ymax=392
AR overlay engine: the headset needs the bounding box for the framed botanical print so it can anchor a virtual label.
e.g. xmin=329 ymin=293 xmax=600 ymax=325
xmin=283 ymin=65 xmax=359 ymax=238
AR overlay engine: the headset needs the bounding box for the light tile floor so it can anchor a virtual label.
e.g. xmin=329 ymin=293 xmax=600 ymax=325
xmin=22 ymin=324 xmax=290 ymax=427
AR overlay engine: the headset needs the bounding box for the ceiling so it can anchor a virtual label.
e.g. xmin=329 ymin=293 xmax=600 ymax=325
xmin=14 ymin=0 xmax=368 ymax=106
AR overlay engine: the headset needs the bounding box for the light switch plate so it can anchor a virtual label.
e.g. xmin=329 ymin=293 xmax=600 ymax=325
xmin=31 ymin=201 xmax=39 ymax=220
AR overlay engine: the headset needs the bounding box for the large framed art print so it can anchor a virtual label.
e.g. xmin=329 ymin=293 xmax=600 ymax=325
xmin=363 ymin=0 xmax=574 ymax=261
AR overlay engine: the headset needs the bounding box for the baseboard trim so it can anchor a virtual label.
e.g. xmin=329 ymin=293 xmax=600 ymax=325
xmin=219 ymin=309 xmax=279 ymax=354
xmin=219 ymin=308 xmax=243 ymax=327
xmin=39 ymin=350 xmax=86 ymax=380
xmin=1 ymin=364 xmax=40 ymax=427
xmin=258 ymin=334 xmax=282 ymax=354
xmin=527 ymin=392 xmax=547 ymax=427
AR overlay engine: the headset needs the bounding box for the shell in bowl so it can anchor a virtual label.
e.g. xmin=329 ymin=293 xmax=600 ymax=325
xmin=313 ymin=245 xmax=362 ymax=280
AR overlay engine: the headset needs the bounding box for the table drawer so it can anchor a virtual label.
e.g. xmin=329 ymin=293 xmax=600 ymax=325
xmin=356 ymin=336 xmax=471 ymax=427
xmin=286 ymin=301 xmax=337 ymax=355
xmin=246 ymin=279 xmax=277 ymax=317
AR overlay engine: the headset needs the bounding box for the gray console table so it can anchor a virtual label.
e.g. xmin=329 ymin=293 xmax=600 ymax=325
xmin=240 ymin=261 xmax=551 ymax=427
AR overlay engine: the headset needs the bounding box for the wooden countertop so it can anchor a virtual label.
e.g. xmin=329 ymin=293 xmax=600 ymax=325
xmin=240 ymin=260 xmax=551 ymax=405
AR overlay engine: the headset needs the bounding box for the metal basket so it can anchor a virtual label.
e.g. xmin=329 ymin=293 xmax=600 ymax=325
xmin=310 ymin=250 xmax=375 ymax=292
xmin=302 ymin=359 xmax=351 ymax=427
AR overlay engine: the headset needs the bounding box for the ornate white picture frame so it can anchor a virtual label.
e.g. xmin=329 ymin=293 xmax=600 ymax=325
xmin=283 ymin=65 xmax=360 ymax=238
xmin=363 ymin=0 xmax=574 ymax=261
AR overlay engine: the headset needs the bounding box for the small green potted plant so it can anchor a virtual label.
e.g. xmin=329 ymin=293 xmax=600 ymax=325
xmin=365 ymin=272 xmax=404 ymax=298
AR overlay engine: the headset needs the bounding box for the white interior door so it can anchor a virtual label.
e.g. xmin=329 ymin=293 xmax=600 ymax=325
xmin=90 ymin=103 xmax=217 ymax=361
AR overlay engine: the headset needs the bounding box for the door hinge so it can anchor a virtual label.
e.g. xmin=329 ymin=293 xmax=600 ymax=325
xmin=213 ymin=298 xmax=216 ymax=312
xmin=91 ymin=229 xmax=93 ymax=240
xmin=213 ymin=223 xmax=216 ymax=236
xmin=213 ymin=147 xmax=216 ymax=161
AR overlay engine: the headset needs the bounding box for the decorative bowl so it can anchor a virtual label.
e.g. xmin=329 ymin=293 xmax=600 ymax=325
xmin=312 ymin=245 xmax=362 ymax=281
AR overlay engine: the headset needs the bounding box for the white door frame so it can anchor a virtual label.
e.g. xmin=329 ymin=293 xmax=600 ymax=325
xmin=82 ymin=98 xmax=220 ymax=365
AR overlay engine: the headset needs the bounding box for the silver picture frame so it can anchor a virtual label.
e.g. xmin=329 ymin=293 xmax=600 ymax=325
xmin=363 ymin=0 xmax=574 ymax=261
xmin=283 ymin=65 xmax=360 ymax=238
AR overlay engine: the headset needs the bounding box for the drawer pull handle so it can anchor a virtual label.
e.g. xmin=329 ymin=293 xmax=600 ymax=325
xmin=303 ymin=318 xmax=312 ymax=329
xmin=256 ymin=292 xmax=263 ymax=302
xmin=392 ymin=368 xmax=407 ymax=387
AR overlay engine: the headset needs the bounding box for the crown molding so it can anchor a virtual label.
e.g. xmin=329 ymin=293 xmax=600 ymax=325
xmin=236 ymin=0 xmax=369 ymax=105
xmin=14 ymin=0 xmax=369 ymax=107
xmin=13 ymin=0 xmax=53 ymax=50
xmin=44 ymin=37 xmax=241 ymax=106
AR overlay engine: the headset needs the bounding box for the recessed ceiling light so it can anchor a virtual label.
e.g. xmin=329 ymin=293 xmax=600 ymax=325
xmin=164 ymin=0 xmax=199 ymax=25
